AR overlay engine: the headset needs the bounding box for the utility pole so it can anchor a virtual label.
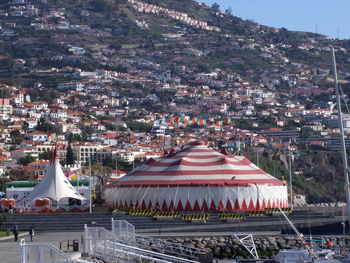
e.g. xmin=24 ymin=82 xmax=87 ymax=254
xmin=115 ymin=153 xmax=118 ymax=173
xmin=89 ymin=156 xmax=92 ymax=214
xmin=288 ymin=143 xmax=293 ymax=210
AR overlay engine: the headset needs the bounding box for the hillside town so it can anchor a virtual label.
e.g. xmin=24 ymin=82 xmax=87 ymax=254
xmin=0 ymin=0 xmax=350 ymax=204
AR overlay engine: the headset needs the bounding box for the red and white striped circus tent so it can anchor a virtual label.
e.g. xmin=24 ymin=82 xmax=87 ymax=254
xmin=105 ymin=141 xmax=288 ymax=211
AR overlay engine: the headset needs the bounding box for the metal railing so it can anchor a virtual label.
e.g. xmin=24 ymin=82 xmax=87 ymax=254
xmin=111 ymin=219 xmax=208 ymax=260
xmin=111 ymin=219 xmax=135 ymax=242
xmin=20 ymin=239 xmax=73 ymax=263
xmin=84 ymin=226 xmax=197 ymax=263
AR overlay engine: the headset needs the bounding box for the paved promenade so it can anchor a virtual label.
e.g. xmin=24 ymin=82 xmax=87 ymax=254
xmin=0 ymin=231 xmax=83 ymax=263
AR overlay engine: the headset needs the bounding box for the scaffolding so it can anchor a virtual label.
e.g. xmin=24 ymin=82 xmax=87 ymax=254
xmin=232 ymin=234 xmax=259 ymax=260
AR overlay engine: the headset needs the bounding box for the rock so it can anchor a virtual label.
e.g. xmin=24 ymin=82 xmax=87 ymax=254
xmin=224 ymin=247 xmax=231 ymax=254
xmin=217 ymin=237 xmax=226 ymax=243
xmin=197 ymin=244 xmax=206 ymax=249
xmin=217 ymin=242 xmax=226 ymax=247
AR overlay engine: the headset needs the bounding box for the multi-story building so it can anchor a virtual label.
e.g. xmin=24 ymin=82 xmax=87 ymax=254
xmin=73 ymin=142 xmax=106 ymax=164
xmin=0 ymin=98 xmax=12 ymax=120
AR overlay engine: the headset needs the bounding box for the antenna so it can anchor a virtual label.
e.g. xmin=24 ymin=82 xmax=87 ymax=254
xmin=332 ymin=47 xmax=350 ymax=231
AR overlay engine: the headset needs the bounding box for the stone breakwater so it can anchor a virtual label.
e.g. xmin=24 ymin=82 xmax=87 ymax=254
xmin=167 ymin=236 xmax=350 ymax=259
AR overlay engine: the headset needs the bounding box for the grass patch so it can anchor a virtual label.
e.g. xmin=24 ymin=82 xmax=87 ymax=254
xmin=86 ymin=44 xmax=108 ymax=49
xmin=0 ymin=231 xmax=25 ymax=237
xmin=122 ymin=44 xmax=139 ymax=49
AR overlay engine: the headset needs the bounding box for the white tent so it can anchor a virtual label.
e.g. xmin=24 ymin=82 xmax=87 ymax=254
xmin=26 ymin=148 xmax=85 ymax=203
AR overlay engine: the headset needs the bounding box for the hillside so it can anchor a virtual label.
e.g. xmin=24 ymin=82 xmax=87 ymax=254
xmin=1 ymin=0 xmax=350 ymax=86
xmin=1 ymin=0 xmax=350 ymax=204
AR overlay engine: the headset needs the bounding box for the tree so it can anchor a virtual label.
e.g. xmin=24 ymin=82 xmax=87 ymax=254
xmin=225 ymin=7 xmax=232 ymax=15
xmin=126 ymin=121 xmax=152 ymax=133
xmin=66 ymin=142 xmax=75 ymax=166
xmin=22 ymin=121 xmax=29 ymax=134
xmin=10 ymin=130 xmax=24 ymax=144
xmin=211 ymin=2 xmax=220 ymax=11
xmin=83 ymin=162 xmax=112 ymax=184
xmin=36 ymin=117 xmax=56 ymax=133
xmin=39 ymin=150 xmax=51 ymax=160
xmin=18 ymin=154 xmax=37 ymax=166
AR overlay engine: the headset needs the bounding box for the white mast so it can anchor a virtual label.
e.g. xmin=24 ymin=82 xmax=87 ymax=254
xmin=288 ymin=142 xmax=293 ymax=210
xmin=332 ymin=47 xmax=350 ymax=225
xmin=89 ymin=156 xmax=92 ymax=213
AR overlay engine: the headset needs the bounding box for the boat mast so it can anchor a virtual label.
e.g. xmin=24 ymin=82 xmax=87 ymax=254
xmin=332 ymin=47 xmax=350 ymax=226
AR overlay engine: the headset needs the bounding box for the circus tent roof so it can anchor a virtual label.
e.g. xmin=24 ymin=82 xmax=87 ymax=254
xmin=110 ymin=141 xmax=285 ymax=188
xmin=26 ymin=148 xmax=85 ymax=202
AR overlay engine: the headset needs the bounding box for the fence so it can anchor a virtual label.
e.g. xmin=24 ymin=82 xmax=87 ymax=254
xmin=111 ymin=219 xmax=135 ymax=242
xmin=84 ymin=226 xmax=198 ymax=263
xmin=20 ymin=239 xmax=73 ymax=263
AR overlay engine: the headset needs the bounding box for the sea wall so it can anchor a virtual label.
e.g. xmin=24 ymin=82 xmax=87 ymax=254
xmin=167 ymin=236 xmax=350 ymax=259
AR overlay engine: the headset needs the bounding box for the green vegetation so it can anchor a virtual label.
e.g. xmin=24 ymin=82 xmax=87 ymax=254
xmin=39 ymin=151 xmax=51 ymax=160
xmin=244 ymin=148 xmax=348 ymax=203
xmin=0 ymin=213 xmax=11 ymax=233
xmin=66 ymin=142 xmax=75 ymax=166
xmin=18 ymin=155 xmax=37 ymax=166
xmin=126 ymin=121 xmax=152 ymax=132
xmin=36 ymin=118 xmax=57 ymax=133
xmin=10 ymin=130 xmax=24 ymax=145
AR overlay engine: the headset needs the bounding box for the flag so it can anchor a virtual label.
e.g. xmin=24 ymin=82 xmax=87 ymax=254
xmin=49 ymin=133 xmax=56 ymax=141
xmin=215 ymin=121 xmax=222 ymax=126
xmin=174 ymin=116 xmax=180 ymax=123
xmin=184 ymin=119 xmax=189 ymax=126
xmin=225 ymin=117 xmax=231 ymax=125
xmin=209 ymin=117 xmax=215 ymax=122
xmin=191 ymin=117 xmax=197 ymax=124
xmin=199 ymin=119 xmax=206 ymax=125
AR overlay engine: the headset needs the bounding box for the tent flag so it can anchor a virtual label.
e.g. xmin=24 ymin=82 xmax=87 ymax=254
xmin=49 ymin=133 xmax=56 ymax=141
xmin=198 ymin=119 xmax=206 ymax=125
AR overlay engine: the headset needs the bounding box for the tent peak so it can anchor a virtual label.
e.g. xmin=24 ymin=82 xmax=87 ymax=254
xmin=50 ymin=147 xmax=59 ymax=164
